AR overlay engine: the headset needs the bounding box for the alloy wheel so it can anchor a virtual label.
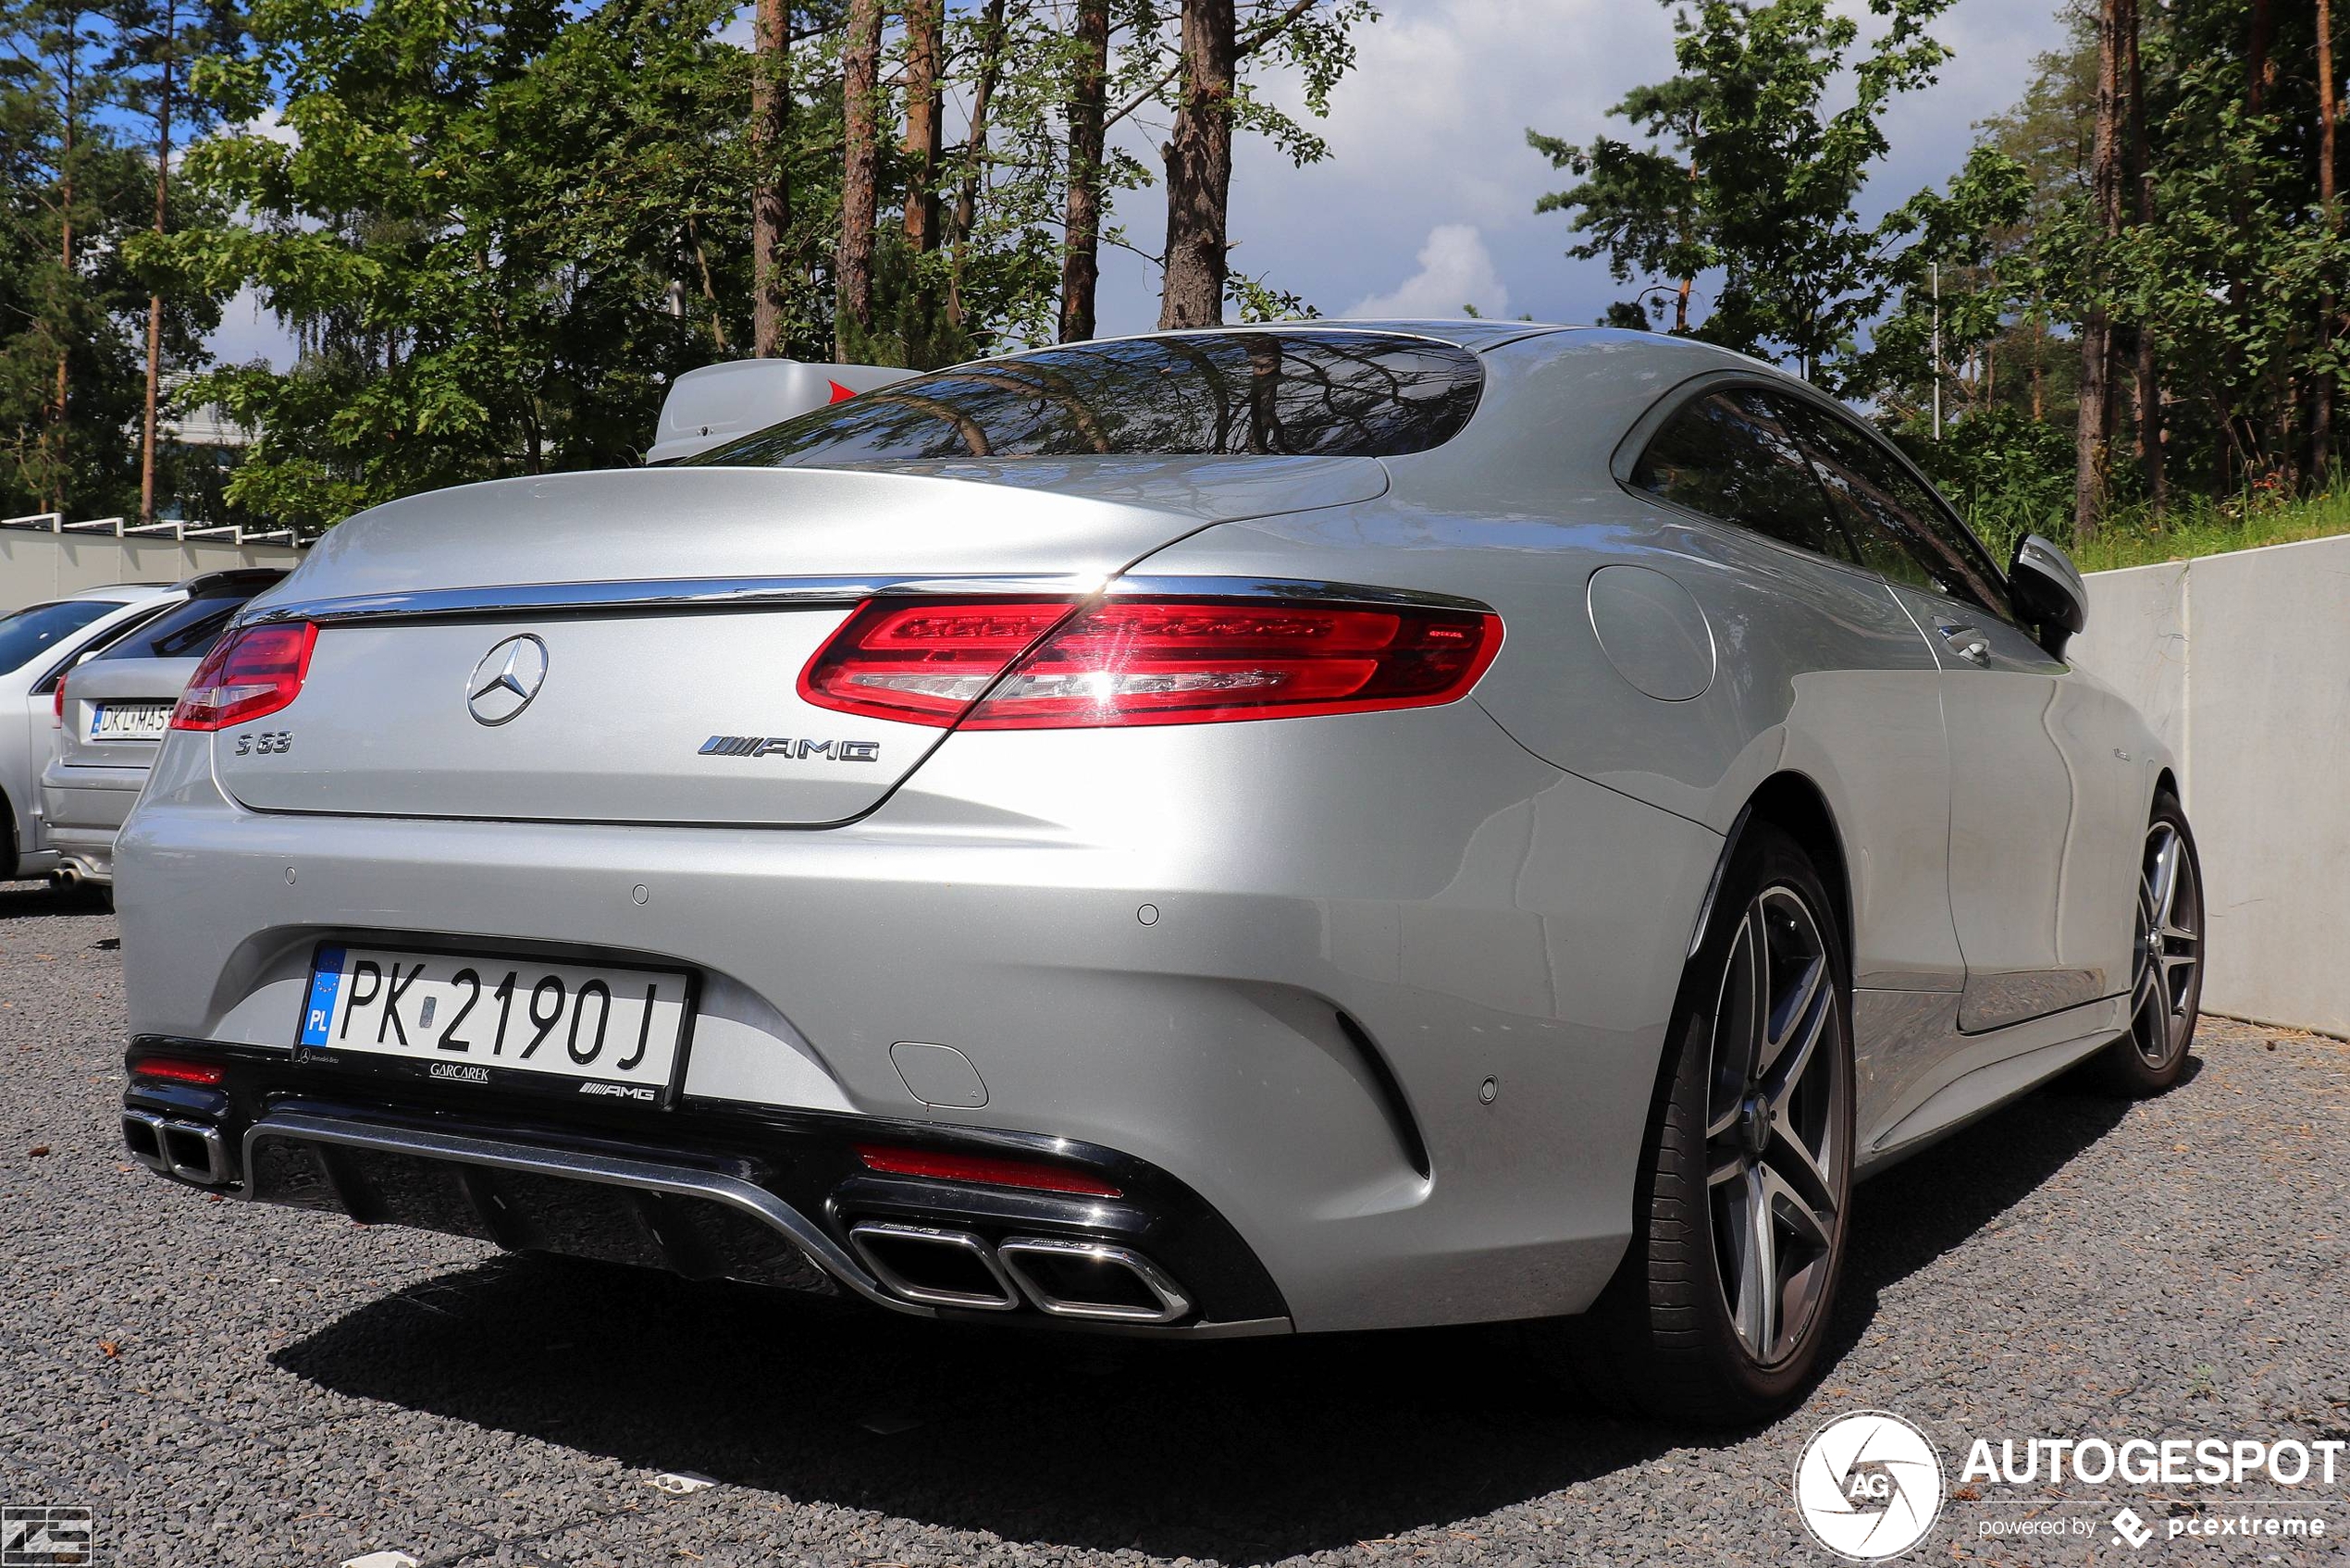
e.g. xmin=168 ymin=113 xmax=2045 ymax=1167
xmin=2131 ymin=820 xmax=2202 ymax=1068
xmin=1704 ymin=885 xmax=1848 ymax=1368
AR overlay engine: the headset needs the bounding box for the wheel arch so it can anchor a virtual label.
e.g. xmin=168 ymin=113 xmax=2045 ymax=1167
xmin=1738 ymin=772 xmax=1855 ymax=970
xmin=2153 ymin=765 xmax=2182 ymax=809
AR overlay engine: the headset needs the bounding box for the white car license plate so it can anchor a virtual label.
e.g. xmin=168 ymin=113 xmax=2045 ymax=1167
xmin=90 ymin=700 xmax=173 ymax=741
xmin=297 ymin=945 xmax=693 ymax=1103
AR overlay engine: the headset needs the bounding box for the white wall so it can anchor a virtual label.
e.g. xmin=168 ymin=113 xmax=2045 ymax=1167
xmin=2073 ymin=533 xmax=2350 ymax=1038
xmin=0 ymin=532 xmax=303 ymax=608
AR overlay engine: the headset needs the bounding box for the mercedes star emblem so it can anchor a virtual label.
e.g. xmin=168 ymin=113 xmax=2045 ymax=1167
xmin=465 ymin=635 xmax=550 ymax=725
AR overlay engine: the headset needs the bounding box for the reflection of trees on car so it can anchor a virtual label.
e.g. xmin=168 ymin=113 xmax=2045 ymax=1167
xmin=692 ymin=332 xmax=1486 ymax=465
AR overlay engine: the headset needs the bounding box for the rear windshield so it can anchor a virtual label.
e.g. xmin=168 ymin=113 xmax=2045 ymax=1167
xmin=0 ymin=599 xmax=118 ymax=674
xmin=93 ymin=593 xmax=258 ymax=662
xmin=686 ymin=331 xmax=1485 ymax=466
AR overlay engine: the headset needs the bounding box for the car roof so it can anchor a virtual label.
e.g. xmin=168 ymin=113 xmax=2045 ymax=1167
xmin=1032 ymin=318 xmax=1574 ymax=356
xmin=65 ymin=583 xmax=179 ymax=604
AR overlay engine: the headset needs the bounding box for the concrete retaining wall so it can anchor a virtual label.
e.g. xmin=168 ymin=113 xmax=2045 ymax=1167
xmin=0 ymin=532 xmax=303 ymax=606
xmin=2072 ymin=533 xmax=2350 ymax=1038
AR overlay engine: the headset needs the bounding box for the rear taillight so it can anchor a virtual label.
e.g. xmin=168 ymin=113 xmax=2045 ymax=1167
xmin=799 ymin=597 xmax=1501 ymax=730
xmin=128 ymin=1055 xmax=224 ymax=1086
xmin=52 ymin=681 xmax=64 ymax=726
xmin=797 ymin=599 xmax=1077 ymax=725
xmin=170 ymin=622 xmax=318 ymax=731
xmin=854 ymin=1142 xmax=1123 ymax=1198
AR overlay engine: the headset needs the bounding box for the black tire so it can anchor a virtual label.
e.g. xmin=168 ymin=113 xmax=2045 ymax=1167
xmin=2084 ymin=791 xmax=2203 ymax=1097
xmin=1537 ymin=822 xmax=1855 ymax=1425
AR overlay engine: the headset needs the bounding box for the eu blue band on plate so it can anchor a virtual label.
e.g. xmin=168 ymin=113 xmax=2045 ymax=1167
xmin=301 ymin=948 xmax=347 ymax=1046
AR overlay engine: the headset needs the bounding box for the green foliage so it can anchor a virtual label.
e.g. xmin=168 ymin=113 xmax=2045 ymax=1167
xmin=1528 ymin=0 xmax=2017 ymax=389
xmin=1890 ymin=404 xmax=2075 ymax=561
xmin=0 ymin=0 xmax=234 ymax=516
xmin=158 ymin=0 xmax=784 ymax=530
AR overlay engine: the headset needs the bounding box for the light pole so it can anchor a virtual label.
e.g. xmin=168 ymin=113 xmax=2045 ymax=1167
xmin=1931 ymin=261 xmax=1942 ymax=442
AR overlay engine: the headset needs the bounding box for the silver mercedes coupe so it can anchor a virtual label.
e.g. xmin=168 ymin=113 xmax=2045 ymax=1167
xmin=114 ymin=323 xmax=2203 ymax=1422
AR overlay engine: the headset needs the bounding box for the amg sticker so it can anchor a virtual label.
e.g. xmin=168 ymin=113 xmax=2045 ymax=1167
xmin=578 ymin=1081 xmax=658 ymax=1101
xmin=699 ymin=735 xmax=881 ymax=761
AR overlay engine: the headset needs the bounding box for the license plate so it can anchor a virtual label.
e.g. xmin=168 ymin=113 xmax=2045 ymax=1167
xmin=90 ymin=701 xmax=173 ymax=741
xmin=296 ymin=945 xmax=693 ymax=1104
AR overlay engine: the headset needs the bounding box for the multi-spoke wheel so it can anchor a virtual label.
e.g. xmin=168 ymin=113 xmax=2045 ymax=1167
xmin=2090 ymin=793 xmax=2203 ymax=1095
xmin=1704 ymin=885 xmax=1847 ymax=1368
xmin=1540 ymin=822 xmax=1854 ymax=1424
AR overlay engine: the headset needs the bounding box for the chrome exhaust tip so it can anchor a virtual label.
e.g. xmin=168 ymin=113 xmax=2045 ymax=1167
xmin=996 ymin=1237 xmax=1192 ymax=1324
xmin=847 ymin=1221 xmax=1020 ymax=1311
xmin=124 ymin=1110 xmax=229 ymax=1185
xmin=122 ymin=1109 xmax=169 ymax=1172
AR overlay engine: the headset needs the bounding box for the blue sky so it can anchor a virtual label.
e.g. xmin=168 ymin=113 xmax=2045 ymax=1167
xmin=205 ymin=0 xmax=2071 ymax=364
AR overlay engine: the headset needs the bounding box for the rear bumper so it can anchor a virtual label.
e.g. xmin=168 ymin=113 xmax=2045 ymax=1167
xmin=121 ymin=1045 xmax=1287 ymax=1334
xmin=118 ymin=709 xmax=1720 ymax=1331
xmin=40 ymin=759 xmax=144 ymax=881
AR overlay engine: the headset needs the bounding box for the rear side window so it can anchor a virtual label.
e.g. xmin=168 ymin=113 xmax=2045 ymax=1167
xmin=688 ymin=331 xmax=1484 ymax=465
xmin=0 ymin=599 xmax=120 ymax=675
xmin=1777 ymin=402 xmax=2010 ymax=612
xmin=93 ymin=597 xmax=246 ymax=662
xmin=1629 ymin=389 xmax=1853 ymax=562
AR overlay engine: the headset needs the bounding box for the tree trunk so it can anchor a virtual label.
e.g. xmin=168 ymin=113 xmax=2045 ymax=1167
xmin=2247 ymin=0 xmax=2274 ymax=114
xmin=2319 ymin=0 xmax=2339 ymax=479
xmin=834 ymin=0 xmax=885 ymax=360
xmin=53 ymin=98 xmax=74 ymax=513
xmin=1058 ymin=0 xmax=1110 ymax=341
xmin=2076 ymin=0 xmax=2125 ymax=539
xmin=901 ymin=0 xmax=945 ymax=252
xmin=1157 ymin=0 xmax=1236 ymax=330
xmin=141 ymin=31 xmax=172 ymax=525
xmin=749 ymin=0 xmax=790 ymax=357
xmin=948 ymin=0 xmax=1008 ymax=330
xmin=2123 ymin=0 xmax=2160 ymax=512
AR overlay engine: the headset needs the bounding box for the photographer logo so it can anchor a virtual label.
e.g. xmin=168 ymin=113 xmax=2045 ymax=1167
xmin=1795 ymin=1411 xmax=1946 ymax=1561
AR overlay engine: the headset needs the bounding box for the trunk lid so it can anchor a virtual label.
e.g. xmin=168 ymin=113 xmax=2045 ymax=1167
xmin=216 ymin=459 xmax=1382 ymax=827
xmin=59 ymin=657 xmax=203 ymax=769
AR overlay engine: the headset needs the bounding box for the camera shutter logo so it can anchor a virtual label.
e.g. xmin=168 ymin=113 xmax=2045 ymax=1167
xmin=1793 ymin=1411 xmax=1946 ymax=1561
xmin=1 ymin=1506 xmax=94 ymax=1567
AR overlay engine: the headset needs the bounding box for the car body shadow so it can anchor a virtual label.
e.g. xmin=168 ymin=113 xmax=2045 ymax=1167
xmin=0 ymin=879 xmax=109 ymax=920
xmin=269 ymin=1072 xmax=2153 ymax=1561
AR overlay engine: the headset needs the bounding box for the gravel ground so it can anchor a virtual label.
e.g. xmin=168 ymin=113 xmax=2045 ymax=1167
xmin=1 ymin=880 xmax=2345 ymax=1567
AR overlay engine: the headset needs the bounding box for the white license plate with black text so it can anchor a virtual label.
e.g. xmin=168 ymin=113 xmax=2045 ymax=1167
xmin=298 ymin=945 xmax=691 ymax=1102
xmin=89 ymin=701 xmax=173 ymax=741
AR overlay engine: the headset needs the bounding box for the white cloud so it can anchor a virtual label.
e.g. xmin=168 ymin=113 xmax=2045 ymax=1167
xmin=1094 ymin=0 xmax=2072 ymax=337
xmin=1345 ymin=224 xmax=1509 ymax=319
xmin=208 ymin=284 xmax=297 ymax=371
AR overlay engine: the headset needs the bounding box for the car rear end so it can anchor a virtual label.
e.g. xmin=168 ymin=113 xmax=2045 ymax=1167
xmin=43 ymin=572 xmax=284 ymax=884
xmin=114 ymin=329 xmax=1712 ymax=1337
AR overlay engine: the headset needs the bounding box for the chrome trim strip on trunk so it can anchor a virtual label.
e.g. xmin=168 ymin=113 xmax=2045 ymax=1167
xmin=243 ymin=574 xmax=1494 ymax=628
xmin=240 ymin=1108 xmax=915 ymax=1315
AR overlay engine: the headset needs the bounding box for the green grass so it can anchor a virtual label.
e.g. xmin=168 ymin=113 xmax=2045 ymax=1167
xmin=2063 ymin=487 xmax=2350 ymax=574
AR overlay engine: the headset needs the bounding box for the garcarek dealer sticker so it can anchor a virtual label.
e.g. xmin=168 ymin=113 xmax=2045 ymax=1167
xmin=1792 ymin=1409 xmax=2342 ymax=1559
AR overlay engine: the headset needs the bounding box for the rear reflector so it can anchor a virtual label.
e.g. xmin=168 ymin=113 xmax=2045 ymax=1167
xmin=854 ymin=1143 xmax=1123 ymax=1198
xmin=171 ymin=622 xmax=317 ymax=731
xmin=129 ymin=1056 xmax=225 ymax=1086
xmin=800 ymin=596 xmax=1501 ymax=730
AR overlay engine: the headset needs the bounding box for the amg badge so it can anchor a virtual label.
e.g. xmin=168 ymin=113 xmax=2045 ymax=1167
xmin=699 ymin=735 xmax=881 ymax=761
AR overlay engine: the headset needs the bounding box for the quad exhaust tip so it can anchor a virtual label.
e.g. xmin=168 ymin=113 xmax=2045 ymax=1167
xmin=996 ymin=1236 xmax=1192 ymax=1324
xmin=847 ymin=1222 xmax=1022 ymax=1311
xmin=122 ymin=1110 xmax=229 ymax=1186
xmin=846 ymin=1222 xmax=1193 ymax=1324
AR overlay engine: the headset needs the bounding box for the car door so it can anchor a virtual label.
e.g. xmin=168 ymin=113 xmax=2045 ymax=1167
xmin=1781 ymin=401 xmax=2143 ymax=1032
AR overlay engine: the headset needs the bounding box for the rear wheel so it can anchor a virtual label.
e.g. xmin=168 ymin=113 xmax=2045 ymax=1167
xmin=1543 ymin=824 xmax=1854 ymax=1424
xmin=2086 ymin=794 xmax=2203 ymax=1096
